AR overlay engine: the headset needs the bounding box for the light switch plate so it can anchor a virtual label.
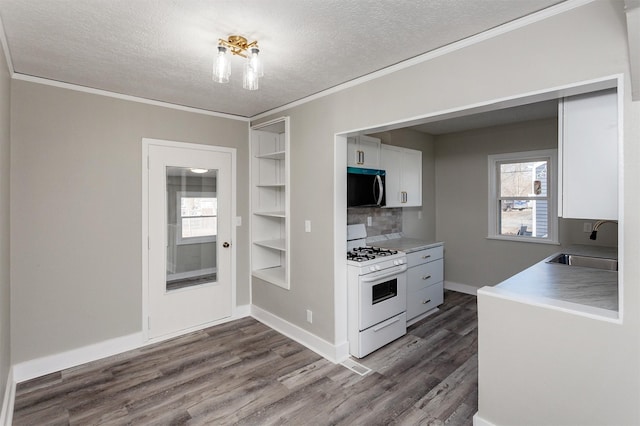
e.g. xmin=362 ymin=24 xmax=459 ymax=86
xmin=305 ymin=220 xmax=311 ymax=232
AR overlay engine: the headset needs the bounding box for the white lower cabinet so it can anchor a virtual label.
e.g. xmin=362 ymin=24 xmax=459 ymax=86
xmin=406 ymin=244 xmax=444 ymax=324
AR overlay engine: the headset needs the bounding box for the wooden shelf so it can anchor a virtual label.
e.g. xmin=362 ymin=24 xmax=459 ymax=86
xmin=256 ymin=151 xmax=285 ymax=160
xmin=254 ymin=211 xmax=286 ymax=218
xmin=254 ymin=239 xmax=286 ymax=251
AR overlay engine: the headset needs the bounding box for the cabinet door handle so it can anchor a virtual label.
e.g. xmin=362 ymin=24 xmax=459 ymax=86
xmin=357 ymin=150 xmax=364 ymax=165
xmin=422 ymin=254 xmax=431 ymax=259
xmin=401 ymin=191 xmax=407 ymax=203
xmin=422 ymin=275 xmax=431 ymax=280
xmin=422 ymin=299 xmax=432 ymax=305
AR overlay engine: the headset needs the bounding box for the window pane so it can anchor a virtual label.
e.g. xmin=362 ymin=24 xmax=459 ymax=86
xmin=182 ymin=217 xmax=217 ymax=238
xmin=181 ymin=197 xmax=217 ymax=217
xmin=500 ymin=161 xmax=547 ymax=197
xmin=500 ymin=199 xmax=549 ymax=238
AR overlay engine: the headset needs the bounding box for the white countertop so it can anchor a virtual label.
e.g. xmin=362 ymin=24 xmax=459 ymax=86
xmin=495 ymin=245 xmax=618 ymax=313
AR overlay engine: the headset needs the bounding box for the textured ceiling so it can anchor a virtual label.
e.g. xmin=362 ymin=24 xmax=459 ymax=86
xmin=0 ymin=0 xmax=564 ymax=118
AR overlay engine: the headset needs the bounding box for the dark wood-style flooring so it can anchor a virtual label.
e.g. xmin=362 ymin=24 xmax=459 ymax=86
xmin=13 ymin=291 xmax=478 ymax=425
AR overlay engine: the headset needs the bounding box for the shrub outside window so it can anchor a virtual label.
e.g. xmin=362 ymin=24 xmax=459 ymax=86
xmin=488 ymin=150 xmax=558 ymax=244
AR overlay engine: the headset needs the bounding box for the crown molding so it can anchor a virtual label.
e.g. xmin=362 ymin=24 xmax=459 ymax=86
xmin=0 ymin=13 xmax=14 ymax=77
xmin=250 ymin=0 xmax=596 ymax=120
xmin=11 ymin=73 xmax=250 ymax=122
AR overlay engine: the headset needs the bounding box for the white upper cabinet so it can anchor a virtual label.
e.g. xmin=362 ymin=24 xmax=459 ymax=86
xmin=558 ymin=89 xmax=618 ymax=220
xmin=381 ymin=144 xmax=422 ymax=208
xmin=347 ymin=135 xmax=381 ymax=169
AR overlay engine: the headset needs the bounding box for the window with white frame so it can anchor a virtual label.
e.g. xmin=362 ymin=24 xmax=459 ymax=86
xmin=176 ymin=191 xmax=217 ymax=245
xmin=488 ymin=149 xmax=558 ymax=244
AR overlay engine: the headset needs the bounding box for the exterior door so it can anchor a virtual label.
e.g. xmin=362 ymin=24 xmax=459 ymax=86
xmin=146 ymin=142 xmax=233 ymax=339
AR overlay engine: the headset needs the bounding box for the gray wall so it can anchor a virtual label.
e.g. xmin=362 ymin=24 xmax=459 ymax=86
xmin=253 ymin=2 xmax=639 ymax=424
xmin=0 ymin=34 xmax=11 ymax=404
xmin=434 ymin=117 xmax=617 ymax=288
xmin=10 ymin=80 xmax=249 ymax=363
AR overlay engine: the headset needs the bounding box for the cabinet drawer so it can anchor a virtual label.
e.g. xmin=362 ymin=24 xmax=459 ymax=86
xmin=407 ymin=245 xmax=443 ymax=267
xmin=407 ymin=283 xmax=444 ymax=320
xmin=407 ymin=259 xmax=443 ymax=292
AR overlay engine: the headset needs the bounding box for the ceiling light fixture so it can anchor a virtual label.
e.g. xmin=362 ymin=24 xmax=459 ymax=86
xmin=190 ymin=168 xmax=209 ymax=174
xmin=213 ymin=35 xmax=263 ymax=90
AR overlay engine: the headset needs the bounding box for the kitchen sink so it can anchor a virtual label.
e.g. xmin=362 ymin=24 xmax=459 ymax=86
xmin=547 ymin=253 xmax=618 ymax=271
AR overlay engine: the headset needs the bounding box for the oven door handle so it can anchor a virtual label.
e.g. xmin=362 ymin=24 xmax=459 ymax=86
xmin=360 ymin=265 xmax=407 ymax=283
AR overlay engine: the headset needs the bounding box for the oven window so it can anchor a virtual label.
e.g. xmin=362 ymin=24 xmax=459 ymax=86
xmin=372 ymin=278 xmax=398 ymax=305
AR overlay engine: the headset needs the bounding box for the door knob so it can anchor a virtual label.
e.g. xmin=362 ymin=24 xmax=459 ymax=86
xmin=222 ymin=242 xmax=230 ymax=248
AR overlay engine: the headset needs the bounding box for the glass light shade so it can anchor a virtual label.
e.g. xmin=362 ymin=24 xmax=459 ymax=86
xmin=248 ymin=47 xmax=263 ymax=77
xmin=213 ymin=45 xmax=230 ymax=83
xmin=243 ymin=60 xmax=259 ymax=90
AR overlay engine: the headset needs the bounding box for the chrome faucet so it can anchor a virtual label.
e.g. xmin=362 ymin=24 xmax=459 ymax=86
xmin=589 ymin=220 xmax=618 ymax=240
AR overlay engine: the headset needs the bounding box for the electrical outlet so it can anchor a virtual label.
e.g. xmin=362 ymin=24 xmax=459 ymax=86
xmin=367 ymin=216 xmax=372 ymax=226
xmin=305 ymin=220 xmax=311 ymax=232
xmin=583 ymin=222 xmax=593 ymax=233
xmin=306 ymin=309 xmax=313 ymax=323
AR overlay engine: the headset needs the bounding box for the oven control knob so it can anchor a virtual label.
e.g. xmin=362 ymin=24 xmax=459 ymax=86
xmin=393 ymin=260 xmax=399 ymax=265
xmin=369 ymin=266 xmax=375 ymax=272
xmin=375 ymin=265 xmax=381 ymax=270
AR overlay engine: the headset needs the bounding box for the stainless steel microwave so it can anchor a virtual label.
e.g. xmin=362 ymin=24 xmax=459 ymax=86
xmin=347 ymin=167 xmax=386 ymax=207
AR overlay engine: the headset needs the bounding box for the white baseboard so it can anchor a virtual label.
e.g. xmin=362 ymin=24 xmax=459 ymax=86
xmin=444 ymin=281 xmax=479 ymax=296
xmin=234 ymin=304 xmax=251 ymax=318
xmin=251 ymin=305 xmax=348 ymax=363
xmin=12 ymin=332 xmax=146 ymax=384
xmin=473 ymin=413 xmax=496 ymax=426
xmin=13 ymin=304 xmax=252 ymax=384
xmin=0 ymin=368 xmax=15 ymax=426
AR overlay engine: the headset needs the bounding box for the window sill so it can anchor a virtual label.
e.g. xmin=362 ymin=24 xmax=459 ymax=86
xmin=176 ymin=237 xmax=217 ymax=246
xmin=486 ymin=235 xmax=560 ymax=245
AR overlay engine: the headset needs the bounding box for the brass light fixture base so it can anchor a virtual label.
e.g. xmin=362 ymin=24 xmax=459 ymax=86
xmin=219 ymin=35 xmax=258 ymax=58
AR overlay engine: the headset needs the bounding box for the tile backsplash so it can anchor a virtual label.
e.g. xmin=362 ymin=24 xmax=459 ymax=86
xmin=347 ymin=207 xmax=402 ymax=236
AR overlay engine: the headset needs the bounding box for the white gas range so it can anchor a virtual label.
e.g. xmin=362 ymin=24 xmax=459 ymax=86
xmin=347 ymin=224 xmax=407 ymax=358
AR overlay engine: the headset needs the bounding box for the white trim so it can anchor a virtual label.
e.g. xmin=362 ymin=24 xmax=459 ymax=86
xmin=473 ymin=413 xmax=497 ymax=426
xmin=12 ymin=73 xmax=249 ymax=122
xmin=0 ymin=14 xmax=14 ymax=77
xmin=12 ymin=332 xmax=145 ymax=383
xmin=333 ymin=134 xmax=349 ymax=359
xmin=141 ymin=138 xmax=238 ymax=342
xmin=0 ymin=368 xmax=14 ymax=426
xmin=145 ymin=312 xmax=245 ymax=345
xmin=10 ymin=303 xmax=252 ymax=385
xmin=251 ymin=0 xmax=596 ymax=120
xmin=487 ymin=149 xmax=558 ymax=244
xmin=444 ymin=281 xmax=479 ymax=296
xmin=251 ymin=304 xmax=349 ymax=364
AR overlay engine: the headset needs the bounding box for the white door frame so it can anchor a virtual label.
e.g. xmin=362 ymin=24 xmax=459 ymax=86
xmin=142 ymin=138 xmax=238 ymax=343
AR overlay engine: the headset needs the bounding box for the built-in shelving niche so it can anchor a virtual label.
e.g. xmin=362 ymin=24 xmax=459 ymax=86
xmin=250 ymin=117 xmax=290 ymax=289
